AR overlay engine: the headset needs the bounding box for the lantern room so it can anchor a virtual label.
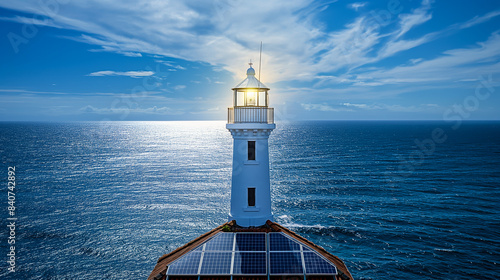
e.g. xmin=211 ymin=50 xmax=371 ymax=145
xmin=228 ymin=63 xmax=274 ymax=124
xmin=232 ymin=63 xmax=270 ymax=107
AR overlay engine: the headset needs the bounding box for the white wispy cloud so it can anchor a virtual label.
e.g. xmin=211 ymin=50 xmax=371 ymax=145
xmin=395 ymin=0 xmax=433 ymax=39
xmin=300 ymin=101 xmax=440 ymax=113
xmin=342 ymin=102 xmax=435 ymax=112
xmin=0 ymin=15 xmax=60 ymax=28
xmin=154 ymin=60 xmax=187 ymax=70
xmin=353 ymin=32 xmax=500 ymax=85
xmin=0 ymin=0 xmax=498 ymax=89
xmin=348 ymin=2 xmax=366 ymax=11
xmin=79 ymin=105 xmax=183 ymax=115
xmin=459 ymin=10 xmax=500 ymax=29
xmin=173 ymin=85 xmax=186 ymax=90
xmin=87 ymin=70 xmax=154 ymax=78
xmin=0 ymin=0 xmax=432 ymax=81
xmin=342 ymin=103 xmax=374 ymax=109
xmin=377 ymin=34 xmax=434 ymax=60
xmin=301 ymin=103 xmax=352 ymax=112
xmin=89 ymin=46 xmax=142 ymax=57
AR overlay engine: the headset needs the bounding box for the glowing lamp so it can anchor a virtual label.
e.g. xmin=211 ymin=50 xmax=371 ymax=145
xmin=246 ymin=91 xmax=257 ymax=106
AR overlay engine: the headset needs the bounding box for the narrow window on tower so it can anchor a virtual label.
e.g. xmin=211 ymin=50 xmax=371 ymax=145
xmin=248 ymin=141 xmax=256 ymax=160
xmin=248 ymin=188 xmax=256 ymax=207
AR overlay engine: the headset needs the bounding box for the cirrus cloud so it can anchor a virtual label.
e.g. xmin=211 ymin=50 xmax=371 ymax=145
xmin=87 ymin=70 xmax=155 ymax=78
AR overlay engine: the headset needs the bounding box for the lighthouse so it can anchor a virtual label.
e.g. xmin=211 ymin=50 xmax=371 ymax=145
xmin=226 ymin=63 xmax=275 ymax=227
xmin=148 ymin=62 xmax=353 ymax=280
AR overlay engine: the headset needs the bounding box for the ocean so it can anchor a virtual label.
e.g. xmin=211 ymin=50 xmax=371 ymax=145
xmin=0 ymin=121 xmax=499 ymax=279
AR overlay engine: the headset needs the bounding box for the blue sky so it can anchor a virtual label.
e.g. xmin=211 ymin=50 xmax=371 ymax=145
xmin=1 ymin=0 xmax=499 ymax=121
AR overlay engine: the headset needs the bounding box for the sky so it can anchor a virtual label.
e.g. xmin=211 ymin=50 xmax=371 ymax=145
xmin=0 ymin=0 xmax=499 ymax=121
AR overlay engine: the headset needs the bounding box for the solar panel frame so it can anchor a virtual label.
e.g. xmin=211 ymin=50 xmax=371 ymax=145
xmin=301 ymin=244 xmax=312 ymax=251
xmin=192 ymin=243 xmax=204 ymax=252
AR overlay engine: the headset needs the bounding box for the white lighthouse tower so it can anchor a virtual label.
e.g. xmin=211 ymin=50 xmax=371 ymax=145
xmin=226 ymin=63 xmax=275 ymax=227
xmin=149 ymin=64 xmax=353 ymax=280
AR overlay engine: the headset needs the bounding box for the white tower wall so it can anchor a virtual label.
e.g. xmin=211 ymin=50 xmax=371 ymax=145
xmin=227 ymin=124 xmax=275 ymax=227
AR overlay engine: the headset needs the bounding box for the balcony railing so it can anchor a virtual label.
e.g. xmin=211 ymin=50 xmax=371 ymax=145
xmin=228 ymin=107 xmax=274 ymax=124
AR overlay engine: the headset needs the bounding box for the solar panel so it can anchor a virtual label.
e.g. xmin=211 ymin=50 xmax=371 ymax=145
xmin=204 ymin=232 xmax=234 ymax=251
xmin=235 ymin=233 xmax=266 ymax=252
xmin=233 ymin=252 xmax=267 ymax=275
xmin=167 ymin=251 xmax=202 ymax=275
xmin=199 ymin=251 xmax=232 ymax=275
xmin=269 ymin=252 xmax=304 ymax=275
xmin=269 ymin=232 xmax=301 ymax=251
xmin=167 ymin=232 xmax=337 ymax=277
xmin=303 ymin=252 xmax=337 ymax=274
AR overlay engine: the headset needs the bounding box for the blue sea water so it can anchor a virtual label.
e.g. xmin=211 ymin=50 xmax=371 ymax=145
xmin=0 ymin=121 xmax=499 ymax=279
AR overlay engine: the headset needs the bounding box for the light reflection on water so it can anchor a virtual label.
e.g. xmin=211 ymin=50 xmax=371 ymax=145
xmin=1 ymin=121 xmax=233 ymax=279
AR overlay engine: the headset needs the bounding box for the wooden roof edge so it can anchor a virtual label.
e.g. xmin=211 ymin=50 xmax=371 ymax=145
xmin=266 ymin=220 xmax=354 ymax=280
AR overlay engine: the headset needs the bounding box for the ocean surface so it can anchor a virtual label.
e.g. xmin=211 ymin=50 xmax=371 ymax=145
xmin=0 ymin=121 xmax=499 ymax=279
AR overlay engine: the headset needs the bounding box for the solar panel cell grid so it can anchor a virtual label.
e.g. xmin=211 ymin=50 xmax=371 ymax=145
xmin=204 ymin=233 xmax=234 ymax=251
xmin=167 ymin=251 xmax=202 ymax=275
xmin=303 ymin=252 xmax=337 ymax=274
xmin=233 ymin=252 xmax=267 ymax=275
xmin=200 ymin=252 xmax=232 ymax=275
xmin=235 ymin=233 xmax=266 ymax=252
xmin=269 ymin=232 xmax=301 ymax=251
xmin=167 ymin=232 xmax=337 ymax=276
xmin=269 ymin=252 xmax=304 ymax=275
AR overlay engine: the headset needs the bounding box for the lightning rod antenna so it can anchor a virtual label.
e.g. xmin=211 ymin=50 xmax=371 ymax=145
xmin=258 ymin=41 xmax=262 ymax=91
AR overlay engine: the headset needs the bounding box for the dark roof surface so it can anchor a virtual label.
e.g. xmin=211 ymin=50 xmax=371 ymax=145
xmin=148 ymin=221 xmax=353 ymax=280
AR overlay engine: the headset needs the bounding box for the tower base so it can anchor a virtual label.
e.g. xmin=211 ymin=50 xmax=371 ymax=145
xmin=228 ymin=213 xmax=273 ymax=228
